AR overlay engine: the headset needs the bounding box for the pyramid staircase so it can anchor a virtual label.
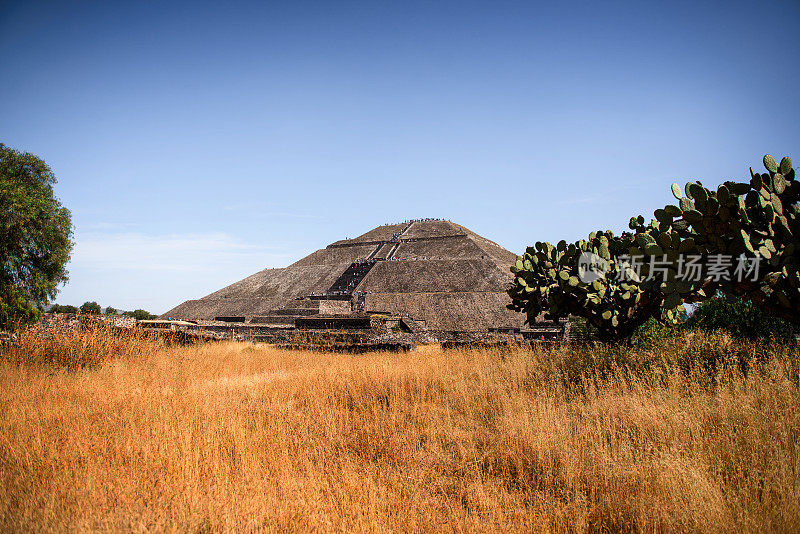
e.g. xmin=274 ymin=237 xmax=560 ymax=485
xmin=366 ymin=243 xmax=383 ymax=260
xmin=384 ymin=242 xmax=400 ymax=259
xmin=326 ymin=260 xmax=379 ymax=295
xmin=372 ymin=243 xmax=394 ymax=259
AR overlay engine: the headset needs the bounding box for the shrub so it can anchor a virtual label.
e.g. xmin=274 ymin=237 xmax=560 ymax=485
xmin=80 ymin=301 xmax=102 ymax=315
xmin=687 ymin=293 xmax=797 ymax=342
xmin=123 ymin=309 xmax=158 ymax=320
xmin=630 ymin=317 xmax=682 ymax=347
xmin=49 ymin=304 xmax=78 ymax=314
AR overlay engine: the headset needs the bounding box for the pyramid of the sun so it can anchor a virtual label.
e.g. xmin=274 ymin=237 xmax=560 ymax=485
xmin=161 ymin=219 xmax=525 ymax=331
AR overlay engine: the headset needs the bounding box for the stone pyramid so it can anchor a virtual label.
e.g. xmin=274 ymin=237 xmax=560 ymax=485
xmin=161 ymin=219 xmax=525 ymax=332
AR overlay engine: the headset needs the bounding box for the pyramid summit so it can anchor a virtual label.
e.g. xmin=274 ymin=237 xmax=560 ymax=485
xmin=161 ymin=219 xmax=526 ymax=332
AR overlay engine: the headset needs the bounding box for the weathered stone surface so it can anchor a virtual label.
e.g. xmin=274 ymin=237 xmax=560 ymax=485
xmin=161 ymin=219 xmax=524 ymax=332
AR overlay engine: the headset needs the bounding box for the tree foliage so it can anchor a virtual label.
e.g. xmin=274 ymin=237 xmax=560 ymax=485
xmin=80 ymin=301 xmax=102 ymax=315
xmin=123 ymin=309 xmax=157 ymax=320
xmin=50 ymin=304 xmax=78 ymax=314
xmin=49 ymin=303 xmax=158 ymax=320
xmin=687 ymin=294 xmax=796 ymax=342
xmin=509 ymin=155 xmax=799 ymax=341
xmin=0 ymin=144 xmax=73 ymax=328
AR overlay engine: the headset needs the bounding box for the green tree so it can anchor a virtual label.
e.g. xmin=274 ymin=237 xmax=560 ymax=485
xmin=123 ymin=309 xmax=157 ymax=320
xmin=80 ymin=301 xmax=102 ymax=315
xmin=104 ymin=306 xmax=118 ymax=315
xmin=687 ymin=293 xmax=797 ymax=342
xmin=50 ymin=304 xmax=78 ymax=313
xmin=0 ymin=144 xmax=73 ymax=328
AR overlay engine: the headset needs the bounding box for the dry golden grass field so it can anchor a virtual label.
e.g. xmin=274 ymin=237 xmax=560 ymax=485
xmin=1 ymin=326 xmax=799 ymax=532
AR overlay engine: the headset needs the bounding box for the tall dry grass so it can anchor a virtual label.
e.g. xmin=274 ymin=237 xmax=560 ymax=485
xmin=0 ymin=329 xmax=798 ymax=532
xmin=2 ymin=321 xmax=162 ymax=369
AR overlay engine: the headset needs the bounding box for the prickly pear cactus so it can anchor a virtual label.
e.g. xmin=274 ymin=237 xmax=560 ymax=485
xmin=660 ymin=155 xmax=799 ymax=322
xmin=509 ymin=155 xmax=798 ymax=341
xmin=507 ymin=231 xmax=665 ymax=341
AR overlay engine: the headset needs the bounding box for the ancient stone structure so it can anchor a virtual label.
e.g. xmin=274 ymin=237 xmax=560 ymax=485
xmin=161 ymin=219 xmax=541 ymax=335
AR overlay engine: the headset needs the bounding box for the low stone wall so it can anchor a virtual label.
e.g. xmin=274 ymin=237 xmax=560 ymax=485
xmin=249 ymin=316 xmax=296 ymax=325
xmin=319 ymin=300 xmax=351 ymax=315
xmin=41 ymin=313 xmax=137 ymax=330
xmin=295 ymin=316 xmax=371 ymax=330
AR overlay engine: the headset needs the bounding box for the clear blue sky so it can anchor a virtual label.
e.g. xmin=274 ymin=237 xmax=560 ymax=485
xmin=2 ymin=0 xmax=799 ymax=313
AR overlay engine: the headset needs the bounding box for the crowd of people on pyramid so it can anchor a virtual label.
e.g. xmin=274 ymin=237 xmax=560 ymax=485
xmin=325 ymin=259 xmax=379 ymax=296
xmin=315 ymin=219 xmax=454 ymax=299
xmin=382 ymin=217 xmax=449 ymax=226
